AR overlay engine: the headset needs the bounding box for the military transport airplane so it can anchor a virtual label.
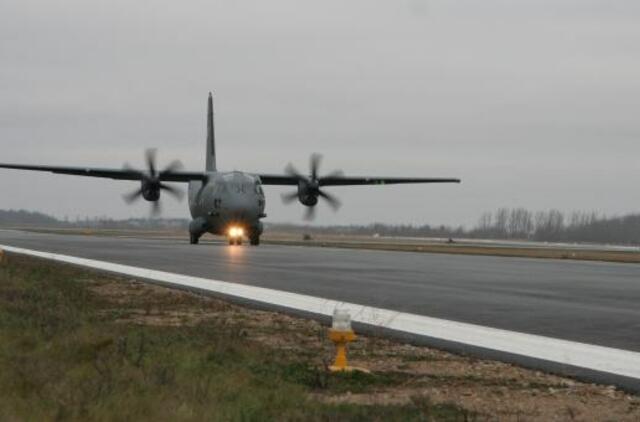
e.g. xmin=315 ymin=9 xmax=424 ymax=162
xmin=0 ymin=93 xmax=461 ymax=246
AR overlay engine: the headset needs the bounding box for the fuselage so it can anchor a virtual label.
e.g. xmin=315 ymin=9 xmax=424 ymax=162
xmin=188 ymin=171 xmax=266 ymax=238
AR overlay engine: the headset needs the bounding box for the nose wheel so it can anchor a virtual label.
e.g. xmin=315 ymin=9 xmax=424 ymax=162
xmin=226 ymin=226 xmax=260 ymax=246
xmin=229 ymin=237 xmax=243 ymax=246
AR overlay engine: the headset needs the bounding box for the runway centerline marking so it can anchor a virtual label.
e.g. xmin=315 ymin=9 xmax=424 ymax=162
xmin=2 ymin=244 xmax=640 ymax=388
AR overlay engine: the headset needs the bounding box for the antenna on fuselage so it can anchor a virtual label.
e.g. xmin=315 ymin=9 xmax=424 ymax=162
xmin=206 ymin=92 xmax=216 ymax=172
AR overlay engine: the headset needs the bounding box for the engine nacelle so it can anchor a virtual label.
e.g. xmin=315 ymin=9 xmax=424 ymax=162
xmin=299 ymin=193 xmax=318 ymax=207
xmin=297 ymin=181 xmax=319 ymax=206
xmin=141 ymin=180 xmax=161 ymax=202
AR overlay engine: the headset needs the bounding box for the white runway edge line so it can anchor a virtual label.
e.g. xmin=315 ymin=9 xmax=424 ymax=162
xmin=3 ymin=244 xmax=640 ymax=382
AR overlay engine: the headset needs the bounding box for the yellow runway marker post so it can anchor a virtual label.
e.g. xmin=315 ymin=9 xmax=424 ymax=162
xmin=328 ymin=309 xmax=369 ymax=373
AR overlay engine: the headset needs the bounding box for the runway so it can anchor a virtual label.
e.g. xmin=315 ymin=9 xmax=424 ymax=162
xmin=2 ymin=229 xmax=639 ymax=353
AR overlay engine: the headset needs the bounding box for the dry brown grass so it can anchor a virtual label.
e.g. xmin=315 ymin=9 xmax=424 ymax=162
xmin=2 ymin=253 xmax=640 ymax=420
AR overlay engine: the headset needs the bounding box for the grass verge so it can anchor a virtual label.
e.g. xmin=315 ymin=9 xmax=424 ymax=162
xmin=0 ymin=254 xmax=470 ymax=421
xmin=1 ymin=254 xmax=639 ymax=421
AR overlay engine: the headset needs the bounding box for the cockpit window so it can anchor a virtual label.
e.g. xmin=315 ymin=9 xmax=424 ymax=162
xmin=223 ymin=172 xmax=258 ymax=195
xmin=231 ymin=181 xmax=254 ymax=194
xmin=231 ymin=181 xmax=253 ymax=194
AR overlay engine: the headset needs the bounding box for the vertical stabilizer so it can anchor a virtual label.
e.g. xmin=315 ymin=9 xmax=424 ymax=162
xmin=206 ymin=92 xmax=216 ymax=171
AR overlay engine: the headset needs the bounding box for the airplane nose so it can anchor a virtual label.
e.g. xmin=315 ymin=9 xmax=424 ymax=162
xmin=226 ymin=193 xmax=259 ymax=219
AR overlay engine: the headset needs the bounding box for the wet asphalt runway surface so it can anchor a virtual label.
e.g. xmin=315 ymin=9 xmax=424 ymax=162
xmin=2 ymin=229 xmax=639 ymax=352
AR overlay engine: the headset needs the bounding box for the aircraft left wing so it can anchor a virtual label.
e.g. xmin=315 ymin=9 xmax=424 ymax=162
xmin=258 ymin=174 xmax=461 ymax=186
xmin=0 ymin=164 xmax=208 ymax=182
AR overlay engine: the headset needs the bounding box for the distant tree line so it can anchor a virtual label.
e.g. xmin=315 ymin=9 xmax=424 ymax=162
xmin=269 ymin=208 xmax=640 ymax=245
xmin=472 ymin=208 xmax=604 ymax=242
xmin=470 ymin=208 xmax=639 ymax=244
xmin=73 ymin=217 xmax=189 ymax=230
xmin=0 ymin=209 xmax=60 ymax=226
xmin=2 ymin=208 xmax=640 ymax=245
xmin=266 ymin=222 xmax=467 ymax=239
xmin=0 ymin=209 xmax=188 ymax=230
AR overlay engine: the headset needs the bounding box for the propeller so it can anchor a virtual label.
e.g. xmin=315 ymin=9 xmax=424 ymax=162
xmin=281 ymin=153 xmax=343 ymax=220
xmin=122 ymin=149 xmax=185 ymax=216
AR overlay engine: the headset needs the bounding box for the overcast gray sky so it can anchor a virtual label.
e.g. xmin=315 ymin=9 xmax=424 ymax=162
xmin=1 ymin=0 xmax=639 ymax=226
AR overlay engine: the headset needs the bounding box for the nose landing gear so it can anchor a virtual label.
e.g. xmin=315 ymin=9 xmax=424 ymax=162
xmin=227 ymin=226 xmax=262 ymax=246
xmin=227 ymin=226 xmax=244 ymax=246
xmin=249 ymin=234 xmax=260 ymax=246
xmin=229 ymin=237 xmax=242 ymax=246
xmin=226 ymin=226 xmax=261 ymax=246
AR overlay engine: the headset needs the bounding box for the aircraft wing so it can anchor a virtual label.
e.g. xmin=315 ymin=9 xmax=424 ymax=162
xmin=0 ymin=163 xmax=208 ymax=182
xmin=318 ymin=176 xmax=461 ymax=186
xmin=258 ymin=174 xmax=461 ymax=186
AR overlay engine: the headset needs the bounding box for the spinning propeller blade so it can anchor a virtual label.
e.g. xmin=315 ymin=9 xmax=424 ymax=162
xmin=122 ymin=149 xmax=185 ymax=216
xmin=281 ymin=153 xmax=343 ymax=220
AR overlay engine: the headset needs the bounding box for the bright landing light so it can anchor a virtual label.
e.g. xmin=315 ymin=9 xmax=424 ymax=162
xmin=228 ymin=226 xmax=244 ymax=237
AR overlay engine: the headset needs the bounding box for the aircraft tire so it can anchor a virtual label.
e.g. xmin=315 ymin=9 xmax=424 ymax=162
xmin=190 ymin=234 xmax=199 ymax=245
xmin=250 ymin=235 xmax=260 ymax=246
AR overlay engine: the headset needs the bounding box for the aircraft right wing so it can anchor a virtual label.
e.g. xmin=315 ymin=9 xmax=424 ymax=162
xmin=257 ymin=174 xmax=461 ymax=186
xmin=318 ymin=176 xmax=461 ymax=186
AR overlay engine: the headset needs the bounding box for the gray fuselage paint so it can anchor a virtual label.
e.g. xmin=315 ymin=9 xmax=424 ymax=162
xmin=188 ymin=171 xmax=265 ymax=237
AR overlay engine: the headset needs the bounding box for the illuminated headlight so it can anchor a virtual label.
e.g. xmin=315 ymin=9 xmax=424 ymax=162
xmin=228 ymin=227 xmax=244 ymax=237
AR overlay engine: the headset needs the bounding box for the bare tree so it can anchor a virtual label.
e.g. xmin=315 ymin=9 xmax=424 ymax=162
xmin=494 ymin=208 xmax=509 ymax=237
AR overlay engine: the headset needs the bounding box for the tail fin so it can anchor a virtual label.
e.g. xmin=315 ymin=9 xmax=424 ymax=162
xmin=206 ymin=92 xmax=216 ymax=171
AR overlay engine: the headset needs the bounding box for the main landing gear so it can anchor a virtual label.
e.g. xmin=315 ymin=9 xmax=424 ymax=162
xmin=249 ymin=234 xmax=260 ymax=246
